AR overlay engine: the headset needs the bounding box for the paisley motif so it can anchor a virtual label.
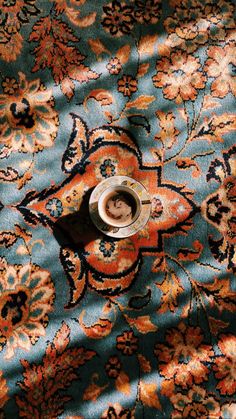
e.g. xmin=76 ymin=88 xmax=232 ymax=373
xmin=16 ymin=115 xmax=196 ymax=307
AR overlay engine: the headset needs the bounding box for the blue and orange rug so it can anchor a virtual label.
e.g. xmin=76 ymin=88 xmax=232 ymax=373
xmin=0 ymin=1 xmax=235 ymax=417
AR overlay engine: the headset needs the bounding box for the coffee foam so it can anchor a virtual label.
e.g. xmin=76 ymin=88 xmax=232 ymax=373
xmin=104 ymin=191 xmax=136 ymax=223
xmin=98 ymin=186 xmax=141 ymax=228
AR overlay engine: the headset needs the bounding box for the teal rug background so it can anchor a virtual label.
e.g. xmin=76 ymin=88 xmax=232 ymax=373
xmin=0 ymin=1 xmax=235 ymax=418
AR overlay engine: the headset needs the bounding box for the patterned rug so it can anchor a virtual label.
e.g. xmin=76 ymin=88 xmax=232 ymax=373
xmin=0 ymin=1 xmax=236 ymax=418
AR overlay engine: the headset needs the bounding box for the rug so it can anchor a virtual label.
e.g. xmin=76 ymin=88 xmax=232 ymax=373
xmin=0 ymin=1 xmax=236 ymax=418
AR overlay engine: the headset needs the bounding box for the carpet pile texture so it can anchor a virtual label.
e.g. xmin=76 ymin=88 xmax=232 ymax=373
xmin=0 ymin=1 xmax=235 ymax=418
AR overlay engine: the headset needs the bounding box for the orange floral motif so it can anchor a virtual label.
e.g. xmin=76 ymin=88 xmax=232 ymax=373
xmin=0 ymin=72 xmax=58 ymax=154
xmin=18 ymin=115 xmax=196 ymax=307
xmin=15 ymin=322 xmax=96 ymax=418
xmin=204 ymin=44 xmax=236 ymax=98
xmin=203 ymin=177 xmax=236 ymax=244
xmin=117 ymin=75 xmax=138 ymax=97
xmin=116 ymin=330 xmax=138 ymax=355
xmin=134 ymin=0 xmax=161 ymax=24
xmin=156 ymin=271 xmax=184 ymax=314
xmin=106 ymin=57 xmax=122 ymax=75
xmin=29 ymin=15 xmax=99 ymax=98
xmin=153 ymin=50 xmax=206 ymax=103
xmin=201 ymin=146 xmax=236 ymax=272
xmin=102 ymin=1 xmax=135 ymax=37
xmin=0 ymin=0 xmax=40 ymax=61
xmin=1 ymin=77 xmax=18 ymax=94
xmin=170 ymin=385 xmax=221 ymax=418
xmin=155 ymin=111 xmax=180 ymax=149
xmin=165 ymin=0 xmax=235 ymax=53
xmin=213 ymin=334 xmax=236 ymax=395
xmin=0 ymin=1 xmax=236 ymax=417
xmin=0 ymin=257 xmax=55 ymax=359
xmin=154 ymin=322 xmax=214 ymax=388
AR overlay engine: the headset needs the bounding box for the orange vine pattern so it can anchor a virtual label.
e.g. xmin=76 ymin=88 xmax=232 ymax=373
xmin=0 ymin=0 xmax=235 ymax=417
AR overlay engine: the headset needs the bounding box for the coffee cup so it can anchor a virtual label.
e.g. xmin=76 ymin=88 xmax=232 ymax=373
xmin=98 ymin=184 xmax=141 ymax=228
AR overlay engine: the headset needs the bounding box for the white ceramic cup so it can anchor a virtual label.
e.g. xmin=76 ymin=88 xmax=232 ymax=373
xmin=98 ymin=184 xmax=141 ymax=228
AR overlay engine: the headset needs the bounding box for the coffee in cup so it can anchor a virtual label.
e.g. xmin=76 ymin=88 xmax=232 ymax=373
xmin=98 ymin=185 xmax=141 ymax=228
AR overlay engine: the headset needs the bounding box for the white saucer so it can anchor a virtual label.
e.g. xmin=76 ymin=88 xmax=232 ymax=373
xmin=89 ymin=176 xmax=151 ymax=238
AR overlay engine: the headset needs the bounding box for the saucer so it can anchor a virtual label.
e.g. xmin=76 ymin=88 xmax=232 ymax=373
xmin=89 ymin=176 xmax=151 ymax=238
